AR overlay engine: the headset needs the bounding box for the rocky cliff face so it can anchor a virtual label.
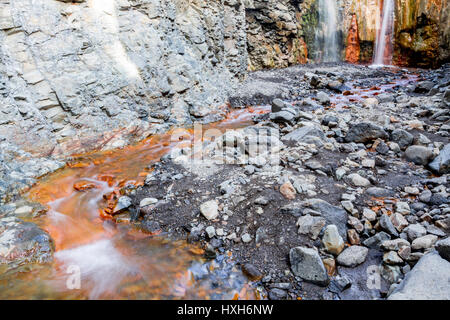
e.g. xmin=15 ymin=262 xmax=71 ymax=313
xmin=0 ymin=0 xmax=247 ymax=159
xmin=0 ymin=0 xmax=247 ymax=203
xmin=342 ymin=0 xmax=450 ymax=66
xmin=245 ymin=0 xmax=450 ymax=68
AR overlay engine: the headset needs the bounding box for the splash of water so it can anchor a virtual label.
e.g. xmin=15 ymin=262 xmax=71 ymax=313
xmin=315 ymin=0 xmax=340 ymax=62
xmin=373 ymin=0 xmax=395 ymax=66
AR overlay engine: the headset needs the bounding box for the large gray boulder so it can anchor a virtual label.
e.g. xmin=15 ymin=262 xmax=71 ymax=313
xmin=289 ymin=247 xmax=329 ymax=286
xmin=405 ymin=145 xmax=434 ymax=165
xmin=429 ymin=143 xmax=450 ymax=174
xmin=391 ymin=129 xmax=414 ymax=150
xmin=388 ymin=251 xmax=450 ymax=300
xmin=345 ymin=122 xmax=388 ymax=143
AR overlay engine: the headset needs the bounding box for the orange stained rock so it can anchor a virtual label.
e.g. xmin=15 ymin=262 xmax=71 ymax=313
xmin=345 ymin=14 xmax=360 ymax=63
xmin=73 ymin=180 xmax=98 ymax=191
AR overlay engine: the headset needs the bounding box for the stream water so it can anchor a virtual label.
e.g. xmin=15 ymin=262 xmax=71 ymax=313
xmin=0 ymin=106 xmax=270 ymax=300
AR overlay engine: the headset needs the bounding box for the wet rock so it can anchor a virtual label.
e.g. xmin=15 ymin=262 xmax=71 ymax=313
xmin=114 ymin=196 xmax=132 ymax=214
xmin=200 ymin=200 xmax=219 ymax=220
xmin=336 ymin=246 xmax=368 ymax=267
xmin=365 ymin=187 xmax=394 ymax=197
xmin=345 ymin=122 xmax=388 ymax=143
xmin=391 ymin=129 xmax=414 ymax=150
xmin=268 ymin=288 xmax=287 ymax=300
xmin=0 ymin=217 xmax=54 ymax=266
xmin=141 ymin=220 xmax=161 ymax=234
xmin=328 ymin=275 xmax=352 ymax=293
xmin=289 ymin=246 xmax=329 ymax=286
xmin=388 ymin=252 xmax=450 ymax=300
xmin=271 ymin=99 xmax=285 ymax=113
xmin=322 ymin=225 xmax=344 ymax=255
xmin=242 ymin=263 xmax=262 ymax=281
xmin=428 ymin=143 xmax=450 ymax=174
xmin=270 ymin=111 xmax=296 ymax=124
xmin=435 ymin=238 xmax=450 ymax=261
xmin=414 ymin=81 xmax=435 ymax=93
xmin=404 ymin=146 xmax=434 ymax=165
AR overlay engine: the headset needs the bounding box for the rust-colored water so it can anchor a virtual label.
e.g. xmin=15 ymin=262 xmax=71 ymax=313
xmin=0 ymin=106 xmax=270 ymax=300
xmin=329 ymin=73 xmax=418 ymax=109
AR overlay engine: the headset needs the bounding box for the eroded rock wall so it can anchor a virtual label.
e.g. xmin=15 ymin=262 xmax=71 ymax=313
xmin=0 ymin=0 xmax=247 ymax=203
xmin=395 ymin=0 xmax=449 ymax=67
xmin=341 ymin=0 xmax=450 ymax=66
xmin=0 ymin=0 xmax=247 ymax=159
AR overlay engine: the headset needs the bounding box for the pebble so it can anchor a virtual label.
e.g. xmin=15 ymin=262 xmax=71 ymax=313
xmin=139 ymin=197 xmax=158 ymax=207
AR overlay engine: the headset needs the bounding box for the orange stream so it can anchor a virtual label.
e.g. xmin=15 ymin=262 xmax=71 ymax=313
xmin=0 ymin=106 xmax=269 ymax=300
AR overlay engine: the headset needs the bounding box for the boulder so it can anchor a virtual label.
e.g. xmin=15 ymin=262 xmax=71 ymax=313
xmin=289 ymin=247 xmax=329 ymax=286
xmin=435 ymin=238 xmax=450 ymax=261
xmin=345 ymin=122 xmax=388 ymax=143
xmin=405 ymin=145 xmax=434 ymax=165
xmin=429 ymin=143 xmax=450 ymax=174
xmin=388 ymin=251 xmax=450 ymax=300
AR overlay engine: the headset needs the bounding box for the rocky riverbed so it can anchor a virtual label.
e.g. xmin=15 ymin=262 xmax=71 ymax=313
xmin=1 ymin=62 xmax=449 ymax=300
xmin=130 ymin=63 xmax=450 ymax=299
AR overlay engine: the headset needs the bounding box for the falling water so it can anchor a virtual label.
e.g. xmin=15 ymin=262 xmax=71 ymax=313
xmin=373 ymin=0 xmax=395 ymax=66
xmin=315 ymin=0 xmax=339 ymax=62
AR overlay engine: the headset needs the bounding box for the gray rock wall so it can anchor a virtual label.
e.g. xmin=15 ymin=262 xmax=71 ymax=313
xmin=0 ymin=0 xmax=247 ymax=159
xmin=0 ymin=0 xmax=248 ymax=204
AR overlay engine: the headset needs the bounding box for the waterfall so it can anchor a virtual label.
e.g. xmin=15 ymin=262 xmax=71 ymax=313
xmin=315 ymin=0 xmax=339 ymax=62
xmin=373 ymin=0 xmax=395 ymax=66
